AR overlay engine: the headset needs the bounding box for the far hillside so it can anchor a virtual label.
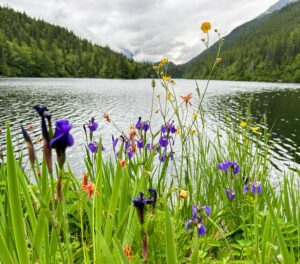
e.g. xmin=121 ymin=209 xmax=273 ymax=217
xmin=174 ymin=1 xmax=300 ymax=82
xmin=0 ymin=6 xmax=153 ymax=78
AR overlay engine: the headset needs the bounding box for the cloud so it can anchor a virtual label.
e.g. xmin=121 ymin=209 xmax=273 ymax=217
xmin=1 ymin=0 xmax=278 ymax=64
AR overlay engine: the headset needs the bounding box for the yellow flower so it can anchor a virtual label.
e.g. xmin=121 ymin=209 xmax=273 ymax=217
xmin=175 ymin=128 xmax=181 ymax=135
xmin=189 ymin=129 xmax=197 ymax=135
xmin=192 ymin=113 xmax=197 ymax=119
xmin=157 ymin=93 xmax=161 ymax=98
xmin=162 ymin=75 xmax=171 ymax=82
xmin=153 ymin=65 xmax=159 ymax=70
xmin=160 ymin=57 xmax=169 ymax=64
xmin=179 ymin=190 xmax=188 ymax=199
xmin=166 ymin=92 xmax=172 ymax=100
xmin=201 ymin=22 xmax=211 ymax=33
xmin=240 ymin=121 xmax=247 ymax=127
xmin=251 ymin=126 xmax=260 ymax=132
xmin=158 ymin=63 xmax=164 ymax=68
xmin=216 ymin=57 xmax=222 ymax=63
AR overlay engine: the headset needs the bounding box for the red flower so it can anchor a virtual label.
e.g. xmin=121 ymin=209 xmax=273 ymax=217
xmin=123 ymin=244 xmax=133 ymax=261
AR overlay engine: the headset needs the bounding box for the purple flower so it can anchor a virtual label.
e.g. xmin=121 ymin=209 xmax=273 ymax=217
xmin=133 ymin=190 xmax=155 ymax=224
xmin=137 ymin=140 xmax=144 ymax=149
xmin=159 ymin=153 xmax=166 ymax=162
xmin=128 ymin=151 xmax=134 ymax=160
xmin=243 ymin=185 xmax=249 ymax=193
xmin=159 ymin=136 xmax=168 ymax=147
xmin=197 ymin=222 xmax=206 ymax=236
xmin=112 ymin=135 xmax=119 ymax=150
xmin=186 ymin=205 xmax=209 ymax=236
xmin=203 ymin=206 xmax=211 ymax=217
xmin=225 ymin=188 xmax=235 ymax=200
xmin=161 ymin=122 xmax=177 ymax=134
xmin=87 ymin=117 xmax=98 ymax=132
xmin=88 ymin=141 xmax=104 ymax=153
xmin=135 ymin=117 xmax=142 ymax=129
xmin=251 ymin=181 xmax=262 ymax=194
xmin=50 ymin=120 xmax=74 ymax=168
xmin=142 ymin=122 xmax=150 ymax=132
xmin=218 ymin=161 xmax=240 ymax=175
xmin=146 ymin=143 xmax=153 ymax=151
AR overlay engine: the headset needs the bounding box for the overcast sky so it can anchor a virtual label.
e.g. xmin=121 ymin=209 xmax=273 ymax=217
xmin=1 ymin=0 xmax=278 ymax=63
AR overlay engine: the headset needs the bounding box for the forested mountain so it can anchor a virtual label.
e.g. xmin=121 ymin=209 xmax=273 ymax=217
xmin=0 ymin=6 xmax=153 ymax=78
xmin=176 ymin=1 xmax=300 ymax=82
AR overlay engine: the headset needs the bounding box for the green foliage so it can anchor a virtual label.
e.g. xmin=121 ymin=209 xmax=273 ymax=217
xmin=175 ymin=2 xmax=300 ymax=83
xmin=0 ymin=6 xmax=153 ymax=78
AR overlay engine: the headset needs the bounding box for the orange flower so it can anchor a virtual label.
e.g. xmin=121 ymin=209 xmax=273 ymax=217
xmin=130 ymin=141 xmax=136 ymax=153
xmin=103 ymin=113 xmax=111 ymax=122
xmin=119 ymin=159 xmax=128 ymax=168
xmin=82 ymin=183 xmax=98 ymax=198
xmin=82 ymin=172 xmax=88 ymax=186
xmin=201 ymin=22 xmax=211 ymax=33
xmin=124 ymin=244 xmax=133 ymax=261
xmin=180 ymin=93 xmax=192 ymax=106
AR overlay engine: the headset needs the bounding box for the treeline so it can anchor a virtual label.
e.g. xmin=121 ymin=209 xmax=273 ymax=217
xmin=176 ymin=1 xmax=300 ymax=83
xmin=0 ymin=6 xmax=153 ymax=78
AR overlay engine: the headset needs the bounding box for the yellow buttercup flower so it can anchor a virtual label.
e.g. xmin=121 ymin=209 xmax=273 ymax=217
xmin=192 ymin=113 xmax=197 ymax=119
xmin=240 ymin=121 xmax=247 ymax=127
xmin=251 ymin=126 xmax=260 ymax=132
xmin=166 ymin=92 xmax=172 ymax=100
xmin=179 ymin=190 xmax=188 ymax=199
xmin=162 ymin=75 xmax=171 ymax=82
xmin=175 ymin=128 xmax=181 ymax=135
xmin=160 ymin=57 xmax=169 ymax=64
xmin=201 ymin=22 xmax=211 ymax=33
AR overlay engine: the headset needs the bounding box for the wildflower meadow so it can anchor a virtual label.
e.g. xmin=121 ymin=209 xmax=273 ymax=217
xmin=0 ymin=23 xmax=299 ymax=264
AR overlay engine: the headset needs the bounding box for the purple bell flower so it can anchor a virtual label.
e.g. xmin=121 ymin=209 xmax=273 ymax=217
xmin=50 ymin=120 xmax=74 ymax=168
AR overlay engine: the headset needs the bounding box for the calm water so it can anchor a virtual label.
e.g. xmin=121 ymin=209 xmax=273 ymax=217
xmin=0 ymin=78 xmax=300 ymax=175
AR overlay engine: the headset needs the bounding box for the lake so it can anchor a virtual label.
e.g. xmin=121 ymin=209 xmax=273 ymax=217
xmin=0 ymin=78 xmax=300 ymax=175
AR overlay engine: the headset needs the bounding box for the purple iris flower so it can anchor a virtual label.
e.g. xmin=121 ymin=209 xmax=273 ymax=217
xmin=133 ymin=190 xmax=155 ymax=224
xmin=142 ymin=122 xmax=150 ymax=132
xmin=161 ymin=122 xmax=177 ymax=134
xmin=203 ymin=206 xmax=211 ymax=217
xmin=159 ymin=153 xmax=166 ymax=162
xmin=50 ymin=120 xmax=74 ymax=168
xmin=159 ymin=136 xmax=168 ymax=147
xmin=112 ymin=135 xmax=119 ymax=149
xmin=87 ymin=117 xmax=98 ymax=132
xmin=251 ymin=181 xmax=262 ymax=194
xmin=137 ymin=140 xmax=144 ymax=149
xmin=186 ymin=205 xmax=209 ymax=236
xmin=243 ymin=185 xmax=249 ymax=193
xmin=146 ymin=143 xmax=153 ymax=151
xmin=135 ymin=117 xmax=142 ymax=129
xmin=218 ymin=161 xmax=240 ymax=175
xmin=225 ymin=188 xmax=235 ymax=200
xmin=88 ymin=142 xmax=105 ymax=153
xmin=197 ymin=221 xmax=207 ymax=236
xmin=128 ymin=151 xmax=134 ymax=160
xmin=125 ymin=140 xmax=130 ymax=150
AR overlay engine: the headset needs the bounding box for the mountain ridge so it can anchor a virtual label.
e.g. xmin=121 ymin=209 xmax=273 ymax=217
xmin=171 ymin=0 xmax=300 ymax=82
